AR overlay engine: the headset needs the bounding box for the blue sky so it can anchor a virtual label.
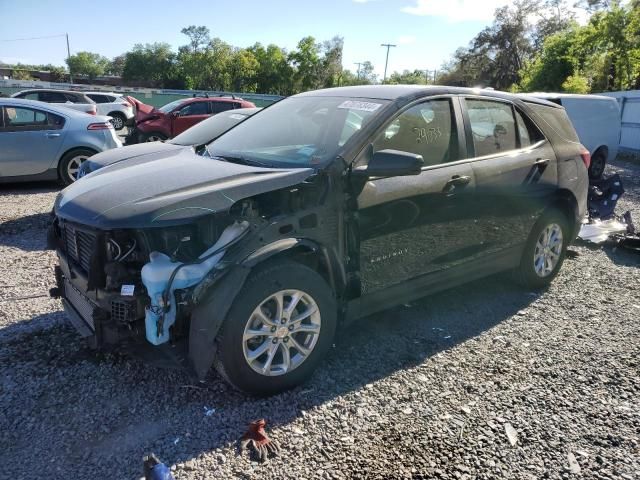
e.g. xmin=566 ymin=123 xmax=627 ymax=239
xmin=0 ymin=0 xmax=512 ymax=78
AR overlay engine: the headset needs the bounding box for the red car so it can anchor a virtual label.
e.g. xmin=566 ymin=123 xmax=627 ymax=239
xmin=127 ymin=96 xmax=256 ymax=143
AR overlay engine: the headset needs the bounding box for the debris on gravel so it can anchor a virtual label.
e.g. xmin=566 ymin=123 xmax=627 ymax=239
xmin=1 ymin=157 xmax=639 ymax=480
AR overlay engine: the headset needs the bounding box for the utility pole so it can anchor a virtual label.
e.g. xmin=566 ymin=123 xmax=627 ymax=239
xmin=380 ymin=43 xmax=396 ymax=83
xmin=424 ymin=69 xmax=430 ymax=84
xmin=66 ymin=33 xmax=73 ymax=84
xmin=354 ymin=62 xmax=363 ymax=80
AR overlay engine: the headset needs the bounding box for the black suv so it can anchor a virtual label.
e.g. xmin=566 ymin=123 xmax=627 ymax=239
xmin=49 ymin=86 xmax=588 ymax=395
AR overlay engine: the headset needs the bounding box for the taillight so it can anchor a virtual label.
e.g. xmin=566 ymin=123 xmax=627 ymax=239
xmin=580 ymin=147 xmax=591 ymax=169
xmin=87 ymin=122 xmax=113 ymax=130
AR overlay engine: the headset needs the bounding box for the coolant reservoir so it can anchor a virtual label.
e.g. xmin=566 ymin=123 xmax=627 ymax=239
xmin=141 ymin=221 xmax=249 ymax=345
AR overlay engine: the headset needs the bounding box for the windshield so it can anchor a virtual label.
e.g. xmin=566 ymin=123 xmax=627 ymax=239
xmin=208 ymin=96 xmax=389 ymax=168
xmin=158 ymin=99 xmax=189 ymax=114
xmin=169 ymin=109 xmax=257 ymax=147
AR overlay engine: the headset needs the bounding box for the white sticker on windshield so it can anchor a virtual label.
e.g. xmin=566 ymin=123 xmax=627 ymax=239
xmin=337 ymin=100 xmax=382 ymax=112
xmin=229 ymin=114 xmax=245 ymax=120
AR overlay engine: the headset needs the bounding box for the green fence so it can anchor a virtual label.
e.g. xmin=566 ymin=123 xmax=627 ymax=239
xmin=0 ymin=80 xmax=284 ymax=108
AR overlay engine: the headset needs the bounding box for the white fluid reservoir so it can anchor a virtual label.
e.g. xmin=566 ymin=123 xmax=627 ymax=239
xmin=141 ymin=220 xmax=249 ymax=345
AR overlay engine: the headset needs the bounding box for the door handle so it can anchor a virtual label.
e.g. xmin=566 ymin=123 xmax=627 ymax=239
xmin=534 ymin=158 xmax=550 ymax=166
xmin=443 ymin=175 xmax=471 ymax=193
xmin=46 ymin=133 xmax=61 ymax=138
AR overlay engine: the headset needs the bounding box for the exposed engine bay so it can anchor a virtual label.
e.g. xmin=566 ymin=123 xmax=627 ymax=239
xmin=49 ymin=166 xmax=347 ymax=377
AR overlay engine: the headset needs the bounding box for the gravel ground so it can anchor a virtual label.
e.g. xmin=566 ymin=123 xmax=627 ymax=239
xmin=1 ymin=158 xmax=639 ymax=480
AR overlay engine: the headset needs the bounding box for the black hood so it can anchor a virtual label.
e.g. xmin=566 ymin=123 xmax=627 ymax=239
xmin=83 ymin=142 xmax=186 ymax=171
xmin=56 ymin=148 xmax=314 ymax=229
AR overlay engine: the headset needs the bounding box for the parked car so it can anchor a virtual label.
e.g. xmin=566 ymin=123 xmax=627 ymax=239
xmin=83 ymin=92 xmax=134 ymax=130
xmin=11 ymin=89 xmax=97 ymax=116
xmin=49 ymin=86 xmax=588 ymax=395
xmin=126 ymin=95 xmax=256 ymax=143
xmin=0 ymin=98 xmax=121 ymax=185
xmin=527 ymin=93 xmax=621 ymax=179
xmin=78 ymin=107 xmax=261 ymax=177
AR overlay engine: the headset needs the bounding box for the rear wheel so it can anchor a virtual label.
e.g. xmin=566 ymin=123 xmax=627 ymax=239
xmin=514 ymin=209 xmax=569 ymax=289
xmin=58 ymin=149 xmax=95 ymax=186
xmin=589 ymin=149 xmax=607 ymax=179
xmin=140 ymin=132 xmax=167 ymax=143
xmin=108 ymin=112 xmax=126 ymax=131
xmin=214 ymin=261 xmax=336 ymax=395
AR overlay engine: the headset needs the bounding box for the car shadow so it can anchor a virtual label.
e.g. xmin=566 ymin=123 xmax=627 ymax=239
xmin=0 ymin=212 xmax=53 ymax=251
xmin=0 ymin=274 xmax=539 ymax=478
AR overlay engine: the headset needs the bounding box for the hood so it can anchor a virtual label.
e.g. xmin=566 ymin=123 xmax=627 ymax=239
xmin=56 ymin=148 xmax=315 ymax=229
xmin=82 ymin=142 xmax=186 ymax=173
xmin=126 ymin=96 xmax=156 ymax=117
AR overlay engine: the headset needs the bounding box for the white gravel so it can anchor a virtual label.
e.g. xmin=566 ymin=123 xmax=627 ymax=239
xmin=1 ymin=158 xmax=639 ymax=480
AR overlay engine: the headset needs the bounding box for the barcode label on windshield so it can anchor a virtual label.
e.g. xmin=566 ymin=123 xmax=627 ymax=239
xmin=338 ymin=100 xmax=382 ymax=112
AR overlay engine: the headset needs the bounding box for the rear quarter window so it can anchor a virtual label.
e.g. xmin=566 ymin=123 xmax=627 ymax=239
xmin=526 ymin=103 xmax=580 ymax=143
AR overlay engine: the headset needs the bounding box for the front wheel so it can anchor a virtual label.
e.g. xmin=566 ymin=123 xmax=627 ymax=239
xmin=514 ymin=209 xmax=569 ymax=289
xmin=214 ymin=261 xmax=336 ymax=395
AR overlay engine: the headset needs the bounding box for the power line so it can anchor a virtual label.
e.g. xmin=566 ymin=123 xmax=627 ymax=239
xmin=0 ymin=34 xmax=66 ymax=42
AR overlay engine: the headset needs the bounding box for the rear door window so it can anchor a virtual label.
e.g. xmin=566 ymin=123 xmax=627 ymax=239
xmin=372 ymin=98 xmax=459 ymax=166
xmin=515 ymin=109 xmax=545 ymax=148
xmin=465 ymin=99 xmax=517 ymax=157
xmin=39 ymin=91 xmax=68 ymax=103
xmin=47 ymin=112 xmax=65 ymax=130
xmin=210 ymin=101 xmax=236 ymax=114
xmin=88 ymin=94 xmax=108 ymax=103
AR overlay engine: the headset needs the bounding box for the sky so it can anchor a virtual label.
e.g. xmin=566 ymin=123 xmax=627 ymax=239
xmin=0 ymin=0 xmax=517 ymax=79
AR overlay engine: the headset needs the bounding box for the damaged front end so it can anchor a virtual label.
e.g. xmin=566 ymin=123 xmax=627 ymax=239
xmin=48 ymin=151 xmax=341 ymax=379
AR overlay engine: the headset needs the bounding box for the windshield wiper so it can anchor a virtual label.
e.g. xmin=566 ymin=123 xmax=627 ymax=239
xmin=208 ymin=153 xmax=271 ymax=168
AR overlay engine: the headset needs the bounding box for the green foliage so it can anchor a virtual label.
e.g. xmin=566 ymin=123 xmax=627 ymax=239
xmin=66 ymin=51 xmax=110 ymax=80
xmin=122 ymin=43 xmax=178 ymax=87
xmin=388 ymin=69 xmax=429 ymax=85
xmin=518 ymin=1 xmax=640 ymax=93
xmin=562 ymin=75 xmax=590 ymax=92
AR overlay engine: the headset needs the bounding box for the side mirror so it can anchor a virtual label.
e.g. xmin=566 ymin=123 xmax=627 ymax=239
xmin=352 ymin=149 xmax=424 ymax=178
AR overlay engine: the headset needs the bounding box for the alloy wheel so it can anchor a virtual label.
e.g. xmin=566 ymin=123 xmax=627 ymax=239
xmin=110 ymin=116 xmax=124 ymax=129
xmin=242 ymin=289 xmax=321 ymax=377
xmin=66 ymin=155 xmax=89 ymax=182
xmin=533 ymin=223 xmax=563 ymax=277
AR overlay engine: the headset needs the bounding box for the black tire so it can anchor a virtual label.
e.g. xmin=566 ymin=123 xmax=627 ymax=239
xmin=214 ymin=261 xmax=337 ymax=395
xmin=108 ymin=112 xmax=126 ymax=131
xmin=58 ymin=148 xmax=96 ymax=186
xmin=140 ymin=131 xmax=167 ymax=143
xmin=589 ymin=149 xmax=607 ymax=180
xmin=514 ymin=209 xmax=569 ymax=289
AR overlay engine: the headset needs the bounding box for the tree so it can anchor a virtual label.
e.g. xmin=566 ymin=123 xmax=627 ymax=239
xmin=388 ymin=69 xmax=428 ymax=85
xmin=180 ymin=25 xmax=210 ymax=53
xmin=66 ymin=51 xmax=110 ymax=81
xmin=319 ymin=36 xmax=344 ymax=88
xmin=562 ymin=74 xmax=590 ymax=92
xmin=107 ymin=55 xmax=126 ymax=76
xmin=229 ymin=48 xmax=259 ymax=92
xmin=122 ymin=43 xmax=178 ymax=87
xmin=289 ymin=36 xmax=322 ymax=92
xmin=247 ymin=43 xmax=294 ymax=94
xmin=438 ymin=0 xmax=539 ymax=89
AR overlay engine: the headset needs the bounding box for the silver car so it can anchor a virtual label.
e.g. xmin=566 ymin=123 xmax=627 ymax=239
xmin=0 ymin=98 xmax=122 ymax=185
